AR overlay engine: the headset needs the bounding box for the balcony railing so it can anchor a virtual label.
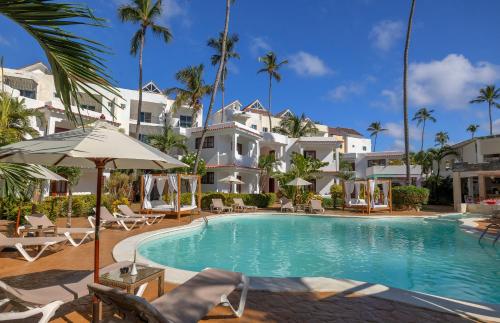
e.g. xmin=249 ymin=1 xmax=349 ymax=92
xmin=366 ymin=165 xmax=421 ymax=177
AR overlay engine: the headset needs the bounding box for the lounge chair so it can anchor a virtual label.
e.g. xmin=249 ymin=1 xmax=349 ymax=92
xmin=232 ymin=198 xmax=257 ymax=212
xmin=23 ymin=213 xmax=94 ymax=247
xmin=89 ymin=207 xmax=147 ymax=231
xmin=88 ymin=268 xmax=249 ymax=323
xmin=310 ymin=199 xmax=325 ymax=214
xmin=0 ymin=233 xmax=67 ymax=262
xmin=280 ymin=198 xmax=295 ymax=212
xmin=210 ymin=199 xmax=233 ymax=214
xmin=117 ymin=204 xmax=164 ymax=225
xmin=0 ymin=261 xmax=140 ymax=323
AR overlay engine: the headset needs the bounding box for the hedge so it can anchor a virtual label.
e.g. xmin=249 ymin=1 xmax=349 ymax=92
xmin=392 ymin=186 xmax=429 ymax=210
xmin=201 ymin=192 xmax=277 ymax=210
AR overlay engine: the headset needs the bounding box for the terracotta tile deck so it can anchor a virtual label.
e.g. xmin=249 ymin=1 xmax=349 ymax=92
xmin=0 ymin=207 xmax=483 ymax=322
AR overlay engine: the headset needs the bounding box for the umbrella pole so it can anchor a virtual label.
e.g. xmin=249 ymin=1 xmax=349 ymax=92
xmin=92 ymin=160 xmax=105 ymax=323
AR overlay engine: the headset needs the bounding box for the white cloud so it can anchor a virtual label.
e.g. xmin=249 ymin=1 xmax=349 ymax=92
xmin=326 ymin=83 xmax=363 ymax=101
xmin=249 ymin=36 xmax=271 ymax=57
xmin=369 ymin=20 xmax=403 ymax=52
xmin=288 ymin=51 xmax=332 ymax=77
xmin=409 ymin=54 xmax=500 ymax=109
xmin=494 ymin=119 xmax=500 ymax=134
xmin=383 ymin=122 xmax=419 ymax=150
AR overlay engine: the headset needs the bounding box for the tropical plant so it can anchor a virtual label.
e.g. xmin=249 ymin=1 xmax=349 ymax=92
xmin=258 ymin=51 xmax=288 ymax=131
xmin=118 ymin=0 xmax=172 ymax=138
xmin=165 ymin=65 xmax=212 ymax=120
xmin=392 ymin=185 xmax=429 ymax=210
xmin=411 ymin=150 xmax=433 ymax=176
xmin=0 ymin=0 xmax=118 ymax=124
xmin=329 ymin=184 xmax=343 ymax=209
xmin=207 ymin=32 xmax=239 ymax=121
xmin=0 ymin=92 xmax=43 ymax=146
xmin=274 ymin=113 xmax=318 ymax=138
xmin=403 ymin=0 xmax=416 ymax=185
xmin=193 ymin=0 xmax=234 ymax=174
xmin=337 ymin=156 xmax=355 ymax=181
xmin=50 ymin=166 xmax=81 ymax=227
xmin=434 ymin=131 xmax=449 ymax=148
xmin=149 ymin=125 xmax=187 ymax=154
xmin=173 ymin=153 xmax=207 ymax=177
xmin=105 ymin=171 xmax=134 ymax=202
xmin=258 ymin=154 xmax=277 ymax=192
xmin=428 ymin=146 xmax=457 ymax=178
xmin=412 ymin=107 xmax=436 ymax=151
xmin=470 ymin=85 xmax=500 ymax=135
xmin=367 ymin=121 xmax=387 ymax=151
xmin=466 ymin=124 xmax=480 ymax=138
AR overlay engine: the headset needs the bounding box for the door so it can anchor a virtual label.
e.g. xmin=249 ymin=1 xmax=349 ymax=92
xmin=269 ymin=177 xmax=275 ymax=193
xmin=237 ymin=175 xmax=242 ymax=193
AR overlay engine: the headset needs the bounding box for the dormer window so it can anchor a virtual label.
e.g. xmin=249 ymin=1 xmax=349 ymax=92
xmin=142 ymin=81 xmax=161 ymax=94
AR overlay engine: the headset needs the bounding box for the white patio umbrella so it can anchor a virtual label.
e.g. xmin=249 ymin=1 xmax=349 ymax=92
xmin=286 ymin=177 xmax=312 ymax=186
xmin=219 ymin=175 xmax=244 ymax=193
xmin=0 ymin=120 xmax=186 ymax=320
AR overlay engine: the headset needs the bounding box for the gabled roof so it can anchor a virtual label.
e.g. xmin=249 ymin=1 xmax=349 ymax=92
xmin=142 ymin=81 xmax=161 ymax=94
xmin=241 ymin=99 xmax=269 ymax=115
xmin=20 ymin=62 xmax=50 ymax=74
xmin=223 ymin=100 xmax=242 ymax=110
xmin=451 ymin=134 xmax=500 ymax=149
xmin=275 ymin=108 xmax=294 ymax=118
xmin=328 ymin=126 xmax=363 ymax=137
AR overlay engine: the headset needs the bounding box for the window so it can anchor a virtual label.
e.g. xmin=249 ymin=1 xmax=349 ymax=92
xmin=81 ymin=104 xmax=96 ymax=111
xmin=362 ymin=146 xmax=367 ymax=151
xmin=120 ymin=104 xmax=126 ymax=109
xmin=237 ymin=143 xmax=243 ymax=155
xmin=367 ymin=159 xmax=386 ymax=167
xmin=140 ymin=112 xmax=152 ymax=123
xmin=195 ymin=136 xmax=214 ymax=149
xmin=138 ymin=134 xmax=149 ymax=143
xmin=251 ymin=124 xmax=257 ymax=130
xmin=180 ymin=115 xmax=192 ymax=128
xmin=304 ymin=150 xmax=316 ymax=159
xmin=263 ymin=127 xmax=268 ymax=132
xmin=50 ymin=180 xmax=67 ymax=196
xmin=201 ymin=172 xmax=214 ymax=184
xmin=307 ymin=179 xmax=317 ymax=193
xmin=236 ymin=175 xmax=242 ymax=193
xmin=19 ymin=90 xmax=36 ymax=99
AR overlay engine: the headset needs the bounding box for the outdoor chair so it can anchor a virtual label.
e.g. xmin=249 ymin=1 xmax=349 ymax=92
xmin=0 ymin=232 xmax=67 ymax=262
xmin=88 ymin=268 xmax=249 ymax=323
xmin=210 ymin=199 xmax=233 ymax=214
xmin=23 ymin=213 xmax=94 ymax=247
xmin=309 ymin=199 xmax=325 ymax=214
xmin=117 ymin=205 xmax=164 ymax=225
xmin=232 ymin=198 xmax=257 ymax=212
xmin=280 ymin=198 xmax=295 ymax=212
xmin=89 ymin=207 xmax=147 ymax=231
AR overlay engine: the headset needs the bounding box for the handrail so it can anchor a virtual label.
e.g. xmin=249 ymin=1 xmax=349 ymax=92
xmin=478 ymin=223 xmax=500 ymax=245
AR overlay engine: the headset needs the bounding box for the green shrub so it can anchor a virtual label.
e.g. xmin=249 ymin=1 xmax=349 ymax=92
xmin=201 ymin=192 xmax=276 ymax=210
xmin=322 ymin=197 xmax=333 ymax=208
xmin=329 ymin=184 xmax=343 ymax=209
xmin=392 ymin=186 xmax=429 ymax=210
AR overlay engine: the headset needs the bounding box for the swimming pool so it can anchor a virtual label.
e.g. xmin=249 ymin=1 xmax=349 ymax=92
xmin=138 ymin=214 xmax=500 ymax=304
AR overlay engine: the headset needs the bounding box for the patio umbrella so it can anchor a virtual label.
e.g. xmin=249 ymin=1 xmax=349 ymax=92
xmin=219 ymin=175 xmax=244 ymax=193
xmin=0 ymin=120 xmax=186 ymax=320
xmin=286 ymin=177 xmax=312 ymax=204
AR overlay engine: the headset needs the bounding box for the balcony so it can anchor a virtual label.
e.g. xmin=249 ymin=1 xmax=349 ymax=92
xmin=262 ymin=132 xmax=288 ymax=145
xmin=366 ymin=165 xmax=421 ymax=178
xmin=235 ymin=154 xmax=258 ymax=168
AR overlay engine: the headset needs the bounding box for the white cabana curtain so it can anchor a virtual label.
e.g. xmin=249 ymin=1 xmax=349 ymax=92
xmin=189 ymin=178 xmax=197 ymax=207
xmin=354 ymin=182 xmax=361 ymax=199
xmin=369 ymin=180 xmax=376 ymax=207
xmin=143 ymin=174 xmax=153 ymax=209
xmin=156 ymin=177 xmax=167 ymax=203
xmin=167 ymin=174 xmax=178 ymax=211
xmin=344 ymin=182 xmax=355 ymax=203
xmin=382 ymin=182 xmax=389 ymax=205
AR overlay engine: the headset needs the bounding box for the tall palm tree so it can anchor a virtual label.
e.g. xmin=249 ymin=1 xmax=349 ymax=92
xmin=428 ymin=146 xmax=457 ymax=178
xmin=0 ymin=93 xmax=43 ymax=146
xmin=466 ymin=124 xmax=480 ymax=139
xmin=207 ymin=32 xmax=239 ymax=122
xmin=0 ymin=0 xmax=118 ymax=124
xmin=258 ymin=154 xmax=277 ymax=192
xmin=367 ymin=121 xmax=387 ymax=152
xmin=165 ymin=65 xmax=212 ymax=120
xmin=470 ymin=85 xmax=500 ymax=135
xmin=412 ymin=107 xmax=436 ymax=151
xmin=118 ymin=0 xmax=172 ymax=138
xmin=403 ymin=0 xmax=416 ymax=185
xmin=258 ymin=51 xmax=288 ymax=131
xmin=274 ymin=113 xmax=318 ymax=138
xmin=193 ymin=0 xmax=234 ymax=174
xmin=434 ymin=131 xmax=449 ymax=148
xmin=149 ymin=125 xmax=188 ymax=154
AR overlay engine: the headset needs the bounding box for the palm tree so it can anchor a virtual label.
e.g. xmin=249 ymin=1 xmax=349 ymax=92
xmin=0 ymin=0 xmax=118 ymax=124
xmin=466 ymin=124 xmax=480 ymax=139
xmin=165 ymin=65 xmax=212 ymax=120
xmin=193 ymin=0 xmax=234 ymax=174
xmin=403 ymin=0 xmax=416 ymax=185
xmin=434 ymin=131 xmax=449 ymax=148
xmin=0 ymin=93 xmax=43 ymax=146
xmin=207 ymin=32 xmax=239 ymax=122
xmin=367 ymin=122 xmax=387 ymax=152
xmin=118 ymin=0 xmax=172 ymax=138
xmin=274 ymin=113 xmax=318 ymax=138
xmin=258 ymin=51 xmax=288 ymax=131
xmin=149 ymin=125 xmax=188 ymax=154
xmin=470 ymin=85 xmax=500 ymax=135
xmin=50 ymin=166 xmax=81 ymax=227
xmin=412 ymin=107 xmax=436 ymax=151
xmin=428 ymin=146 xmax=457 ymax=178
xmin=258 ymin=154 xmax=277 ymax=192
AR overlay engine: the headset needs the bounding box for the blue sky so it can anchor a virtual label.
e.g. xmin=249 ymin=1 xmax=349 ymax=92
xmin=1 ymin=0 xmax=500 ymax=151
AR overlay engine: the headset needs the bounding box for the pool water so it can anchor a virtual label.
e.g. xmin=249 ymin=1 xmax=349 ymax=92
xmin=138 ymin=215 xmax=500 ymax=304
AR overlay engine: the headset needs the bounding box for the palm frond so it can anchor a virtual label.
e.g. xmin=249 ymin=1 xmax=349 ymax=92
xmin=151 ymin=23 xmax=172 ymax=43
xmin=130 ymin=29 xmax=143 ymax=56
xmin=118 ymin=5 xmax=141 ymax=22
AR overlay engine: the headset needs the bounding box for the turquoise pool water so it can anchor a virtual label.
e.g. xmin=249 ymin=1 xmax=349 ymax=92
xmin=138 ymin=215 xmax=500 ymax=304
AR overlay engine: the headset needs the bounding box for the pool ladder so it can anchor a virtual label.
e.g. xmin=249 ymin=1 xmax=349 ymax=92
xmin=479 ymin=223 xmax=500 ymax=245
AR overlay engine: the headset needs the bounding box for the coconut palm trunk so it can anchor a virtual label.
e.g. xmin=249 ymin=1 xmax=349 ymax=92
xmin=221 ymin=71 xmax=225 ymax=122
xmin=193 ymin=0 xmax=231 ymax=173
xmin=488 ymin=101 xmax=493 ymax=135
xmin=420 ymin=120 xmax=425 ymax=152
xmin=268 ymin=73 xmax=272 ymax=131
xmin=403 ymin=0 xmax=416 ymax=185
xmin=373 ymin=134 xmax=377 ymax=151
xmin=135 ymin=26 xmax=146 ymax=138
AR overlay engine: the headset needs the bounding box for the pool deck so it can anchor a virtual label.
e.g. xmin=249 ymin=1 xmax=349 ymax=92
xmin=0 ymin=207 xmax=498 ymax=322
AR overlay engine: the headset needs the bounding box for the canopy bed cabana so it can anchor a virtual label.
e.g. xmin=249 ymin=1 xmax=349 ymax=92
xmin=140 ymin=174 xmax=201 ymax=221
xmin=342 ymin=179 xmax=392 ymax=214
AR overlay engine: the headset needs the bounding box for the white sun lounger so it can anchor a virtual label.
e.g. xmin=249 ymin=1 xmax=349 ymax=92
xmin=310 ymin=199 xmax=325 ymax=213
xmin=210 ymin=199 xmax=232 ymax=213
xmin=0 ymin=233 xmax=67 ymax=262
xmin=280 ymin=198 xmax=295 ymax=212
xmin=23 ymin=213 xmax=94 ymax=247
xmin=88 ymin=268 xmax=249 ymax=323
xmin=232 ymin=198 xmax=257 ymax=212
xmin=89 ymin=207 xmax=147 ymax=231
xmin=117 ymin=205 xmax=164 ymax=225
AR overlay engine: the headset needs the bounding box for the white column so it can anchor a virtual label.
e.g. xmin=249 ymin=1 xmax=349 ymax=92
xmin=233 ymin=133 xmax=239 ymax=163
xmin=335 ymin=148 xmax=340 ymax=171
xmin=233 ymin=171 xmax=238 ymax=193
xmin=478 ymin=174 xmax=486 ymax=201
xmin=280 ymin=146 xmax=284 ymax=159
xmin=47 ymin=116 xmax=63 ymax=135
xmin=453 ymin=172 xmax=462 ymax=212
xmin=467 ymin=177 xmax=474 ymax=198
xmin=255 ymin=173 xmax=260 ymax=193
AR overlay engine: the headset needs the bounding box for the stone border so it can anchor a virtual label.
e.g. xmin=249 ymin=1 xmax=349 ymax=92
xmin=113 ymin=213 xmax=500 ymax=322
